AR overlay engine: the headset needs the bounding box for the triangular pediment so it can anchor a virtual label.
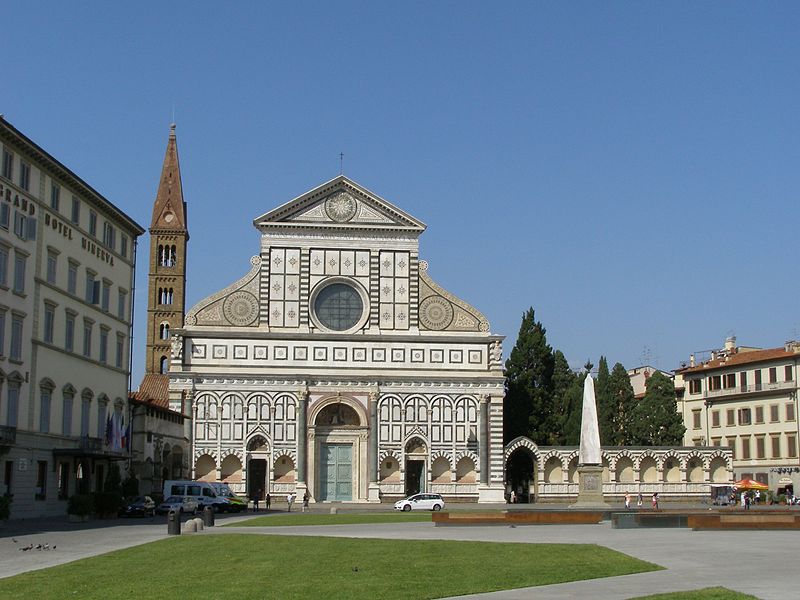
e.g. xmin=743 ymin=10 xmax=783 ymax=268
xmin=254 ymin=176 xmax=426 ymax=232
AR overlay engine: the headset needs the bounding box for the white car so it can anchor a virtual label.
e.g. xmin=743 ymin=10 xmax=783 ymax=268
xmin=394 ymin=493 xmax=445 ymax=512
xmin=157 ymin=495 xmax=199 ymax=515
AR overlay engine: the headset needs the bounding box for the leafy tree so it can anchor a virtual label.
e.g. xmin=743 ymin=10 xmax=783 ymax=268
xmin=607 ymin=362 xmax=636 ymax=445
xmin=548 ymin=350 xmax=577 ymax=445
xmin=503 ymin=308 xmax=554 ymax=444
xmin=595 ymin=357 xmax=614 ymax=445
xmin=561 ymin=373 xmax=585 ymax=446
xmin=104 ymin=462 xmax=122 ymax=494
xmin=629 ymin=371 xmax=686 ymax=445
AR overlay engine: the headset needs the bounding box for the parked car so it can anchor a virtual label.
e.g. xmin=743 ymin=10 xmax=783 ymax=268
xmin=394 ymin=493 xmax=445 ymax=512
xmin=210 ymin=483 xmax=248 ymax=513
xmin=157 ymin=495 xmax=199 ymax=515
xmin=118 ymin=496 xmax=156 ymax=517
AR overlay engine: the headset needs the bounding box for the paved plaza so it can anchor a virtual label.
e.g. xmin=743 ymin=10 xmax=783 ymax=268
xmin=0 ymin=505 xmax=795 ymax=599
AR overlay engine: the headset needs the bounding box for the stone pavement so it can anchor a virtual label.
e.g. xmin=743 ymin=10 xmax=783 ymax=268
xmin=1 ymin=506 xmax=796 ymax=599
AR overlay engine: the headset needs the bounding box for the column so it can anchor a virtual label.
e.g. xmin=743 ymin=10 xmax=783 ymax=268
xmin=297 ymin=387 xmax=308 ymax=483
xmin=479 ymin=395 xmax=489 ymax=485
xmin=368 ymin=390 xmax=381 ymax=502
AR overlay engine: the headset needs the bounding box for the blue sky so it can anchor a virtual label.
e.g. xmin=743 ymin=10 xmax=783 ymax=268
xmin=4 ymin=2 xmax=799 ymax=384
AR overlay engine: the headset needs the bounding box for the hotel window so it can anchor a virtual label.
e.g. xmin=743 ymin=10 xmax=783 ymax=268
xmin=57 ymin=463 xmax=69 ymax=500
xmin=19 ymin=161 xmax=30 ymax=190
xmin=754 ymin=406 xmax=764 ymax=424
xmin=43 ymin=302 xmax=56 ymax=344
xmin=770 ymin=404 xmax=780 ymax=423
xmin=96 ymin=400 xmax=107 ymax=439
xmin=120 ymin=235 xmax=128 ymax=258
xmin=769 ymin=367 xmax=777 ymax=384
xmin=1 ymin=149 xmax=12 ymax=179
xmin=101 ymin=280 xmax=111 ymax=312
xmin=708 ymin=375 xmax=721 ymax=391
xmin=67 ymin=260 xmax=78 ymax=294
xmin=80 ymin=395 xmax=91 ymax=437
xmin=785 ymin=365 xmax=793 ymax=382
xmin=65 ymin=310 xmax=76 ymax=352
xmin=62 ymin=391 xmax=74 ymax=436
xmin=754 ymin=369 xmax=762 ymax=389
xmin=739 ymin=371 xmax=747 ymax=389
xmin=89 ymin=210 xmax=97 ymax=236
xmin=13 ymin=251 xmax=27 ymax=294
xmin=755 ymin=436 xmax=765 ymax=459
xmin=738 ymin=408 xmax=752 ymax=426
xmin=7 ymin=380 xmax=20 ymax=427
xmin=35 ymin=461 xmax=47 ymax=501
xmin=40 ymin=387 xmax=52 ymax=433
xmin=82 ymin=318 xmax=93 ymax=358
xmin=50 ymin=183 xmax=60 ymax=211
xmin=787 ymin=403 xmax=795 ymax=422
xmin=46 ymin=249 xmax=58 ymax=284
xmin=10 ymin=313 xmax=23 ymax=361
xmin=0 ymin=203 xmax=8 ymax=230
xmin=692 ymin=410 xmax=701 ymax=429
xmin=740 ymin=437 xmax=751 ymax=460
xmin=726 ymin=409 xmax=735 ymax=426
xmin=71 ymin=196 xmax=80 ymax=225
xmin=102 ymin=222 xmax=115 ymax=250
xmin=711 ymin=437 xmax=721 ymax=447
xmin=115 ymin=333 xmax=125 ymax=368
xmin=117 ymin=289 xmax=127 ymax=320
xmin=788 ymin=433 xmax=797 ymax=458
xmin=723 ymin=373 xmax=736 ymax=389
xmin=0 ymin=243 xmax=8 ymax=286
xmin=689 ymin=379 xmax=701 ymax=394
xmin=99 ymin=327 xmax=109 ymax=364
xmin=0 ymin=309 xmax=5 ymax=356
xmin=85 ymin=270 xmax=99 ymax=304
xmin=771 ymin=435 xmax=781 ymax=458
xmin=711 ymin=410 xmax=720 ymax=427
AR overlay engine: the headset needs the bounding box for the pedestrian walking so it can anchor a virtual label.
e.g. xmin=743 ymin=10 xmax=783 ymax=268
xmin=624 ymin=492 xmax=631 ymax=510
xmin=287 ymin=492 xmax=295 ymax=512
xmin=637 ymin=492 xmax=643 ymax=508
xmin=252 ymin=488 xmax=261 ymax=512
xmin=265 ymin=493 xmax=271 ymax=511
xmin=651 ymin=492 xmax=659 ymax=510
xmin=302 ymin=491 xmax=309 ymax=512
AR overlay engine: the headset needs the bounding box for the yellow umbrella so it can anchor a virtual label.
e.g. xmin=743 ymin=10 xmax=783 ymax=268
xmin=733 ymin=478 xmax=768 ymax=491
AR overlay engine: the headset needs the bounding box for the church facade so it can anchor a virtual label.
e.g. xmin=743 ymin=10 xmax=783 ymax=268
xmin=168 ymin=176 xmax=506 ymax=503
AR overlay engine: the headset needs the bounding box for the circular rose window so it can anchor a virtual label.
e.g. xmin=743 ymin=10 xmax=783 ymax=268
xmin=313 ymin=282 xmax=364 ymax=331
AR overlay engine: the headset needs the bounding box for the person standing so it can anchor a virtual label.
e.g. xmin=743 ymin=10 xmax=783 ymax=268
xmin=651 ymin=492 xmax=659 ymax=510
xmin=625 ymin=492 xmax=631 ymax=510
xmin=287 ymin=492 xmax=294 ymax=512
xmin=302 ymin=491 xmax=309 ymax=513
xmin=637 ymin=492 xmax=643 ymax=508
xmin=265 ymin=493 xmax=271 ymax=511
xmin=252 ymin=488 xmax=261 ymax=512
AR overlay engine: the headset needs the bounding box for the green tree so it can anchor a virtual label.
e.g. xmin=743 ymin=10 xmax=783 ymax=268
xmin=549 ymin=350 xmax=577 ymax=445
xmin=629 ymin=371 xmax=686 ymax=445
xmin=607 ymin=362 xmax=636 ymax=445
xmin=561 ymin=372 xmax=586 ymax=446
xmin=104 ymin=462 xmax=122 ymax=494
xmin=595 ymin=357 xmax=614 ymax=446
xmin=503 ymin=308 xmax=554 ymax=444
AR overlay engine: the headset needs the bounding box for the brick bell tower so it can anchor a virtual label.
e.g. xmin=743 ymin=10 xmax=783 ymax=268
xmin=143 ymin=124 xmax=189 ymax=379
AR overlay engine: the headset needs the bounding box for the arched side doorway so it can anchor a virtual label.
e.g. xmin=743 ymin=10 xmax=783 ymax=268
xmin=504 ymin=437 xmax=539 ymax=503
xmin=404 ymin=437 xmax=427 ymax=496
xmin=247 ymin=435 xmax=269 ymax=500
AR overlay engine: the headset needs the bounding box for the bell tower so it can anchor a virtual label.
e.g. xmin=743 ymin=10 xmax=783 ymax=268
xmin=144 ymin=124 xmax=189 ymax=376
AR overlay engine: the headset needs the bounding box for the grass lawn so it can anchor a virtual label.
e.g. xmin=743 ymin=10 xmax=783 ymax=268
xmin=630 ymin=588 xmax=759 ymax=600
xmin=227 ymin=512 xmax=432 ymax=526
xmin=0 ymin=535 xmax=661 ymax=600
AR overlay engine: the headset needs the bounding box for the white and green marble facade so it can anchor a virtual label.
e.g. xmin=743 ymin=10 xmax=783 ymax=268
xmin=169 ymin=176 xmax=506 ymax=503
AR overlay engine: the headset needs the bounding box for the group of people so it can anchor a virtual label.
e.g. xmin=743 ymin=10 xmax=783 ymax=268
xmin=251 ymin=489 xmax=310 ymax=512
xmin=624 ymin=492 xmax=659 ymax=510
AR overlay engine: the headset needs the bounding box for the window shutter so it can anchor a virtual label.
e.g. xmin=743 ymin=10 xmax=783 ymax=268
xmin=26 ymin=217 xmax=37 ymax=240
xmin=92 ymin=280 xmax=101 ymax=304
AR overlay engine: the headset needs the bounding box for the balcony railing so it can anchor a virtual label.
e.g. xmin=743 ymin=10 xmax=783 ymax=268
xmin=0 ymin=425 xmax=16 ymax=445
xmin=703 ymin=380 xmax=797 ymax=399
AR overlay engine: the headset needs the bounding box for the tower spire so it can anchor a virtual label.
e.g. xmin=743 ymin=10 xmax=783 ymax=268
xmin=151 ymin=123 xmax=187 ymax=230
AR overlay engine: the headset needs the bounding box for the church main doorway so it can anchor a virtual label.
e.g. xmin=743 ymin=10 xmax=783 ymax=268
xmin=248 ymin=459 xmax=266 ymax=499
xmin=319 ymin=443 xmax=352 ymax=501
xmin=405 ymin=460 xmax=424 ymax=495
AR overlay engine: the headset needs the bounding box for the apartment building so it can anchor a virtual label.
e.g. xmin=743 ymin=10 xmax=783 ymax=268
xmin=0 ymin=117 xmax=144 ymax=518
xmin=676 ymin=337 xmax=800 ymax=494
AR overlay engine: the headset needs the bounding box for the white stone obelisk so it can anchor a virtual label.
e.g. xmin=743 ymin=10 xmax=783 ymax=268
xmin=570 ymin=372 xmax=610 ymax=509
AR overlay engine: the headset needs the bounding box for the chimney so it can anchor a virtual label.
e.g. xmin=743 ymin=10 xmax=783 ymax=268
xmin=725 ymin=336 xmax=736 ymax=353
xmin=690 ymin=354 xmax=695 ymax=367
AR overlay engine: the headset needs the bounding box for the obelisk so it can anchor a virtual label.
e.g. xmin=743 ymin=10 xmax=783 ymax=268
xmin=570 ymin=372 xmax=610 ymax=508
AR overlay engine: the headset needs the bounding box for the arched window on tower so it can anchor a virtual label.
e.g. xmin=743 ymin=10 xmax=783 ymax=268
xmin=167 ymin=288 xmax=174 ymax=304
xmin=160 ymin=322 xmax=170 ymax=340
xmin=160 ymin=355 xmax=168 ymax=374
xmin=170 ymin=245 xmax=177 ymax=267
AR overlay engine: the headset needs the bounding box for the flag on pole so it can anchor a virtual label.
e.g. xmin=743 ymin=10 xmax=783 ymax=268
xmin=105 ymin=415 xmax=112 ymax=446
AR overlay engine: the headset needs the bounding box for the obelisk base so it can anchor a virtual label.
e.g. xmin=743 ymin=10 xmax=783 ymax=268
xmin=569 ymin=464 xmax=610 ymax=509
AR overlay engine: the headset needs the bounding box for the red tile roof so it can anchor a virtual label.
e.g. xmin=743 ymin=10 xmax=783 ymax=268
xmin=678 ymin=347 xmax=798 ymax=374
xmin=132 ymin=374 xmax=170 ymax=409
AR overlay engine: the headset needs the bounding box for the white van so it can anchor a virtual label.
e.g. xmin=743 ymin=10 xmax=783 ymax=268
xmin=163 ymin=480 xmax=227 ymax=512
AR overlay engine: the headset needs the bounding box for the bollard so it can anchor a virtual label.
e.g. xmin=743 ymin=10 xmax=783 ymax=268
xmin=330 ymin=506 xmax=337 ymax=515
xmin=185 ymin=519 xmax=198 ymax=533
xmin=202 ymin=505 xmax=215 ymax=527
xmin=167 ymin=510 xmax=181 ymax=535
xmin=193 ymin=517 xmax=204 ymax=531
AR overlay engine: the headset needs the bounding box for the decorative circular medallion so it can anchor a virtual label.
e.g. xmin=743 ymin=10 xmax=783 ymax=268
xmin=419 ymin=295 xmax=454 ymax=330
xmin=163 ymin=211 xmax=174 ymax=223
xmin=324 ymin=191 xmax=358 ymax=222
xmin=223 ymin=291 xmax=259 ymax=326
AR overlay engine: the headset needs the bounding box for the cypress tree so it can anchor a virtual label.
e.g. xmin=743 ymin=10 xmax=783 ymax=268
xmin=549 ymin=350 xmax=577 ymax=445
xmin=607 ymin=362 xmax=636 ymax=445
xmin=629 ymin=371 xmax=686 ymax=445
xmin=595 ymin=356 xmax=613 ymax=445
xmin=503 ymin=308 xmax=554 ymax=445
